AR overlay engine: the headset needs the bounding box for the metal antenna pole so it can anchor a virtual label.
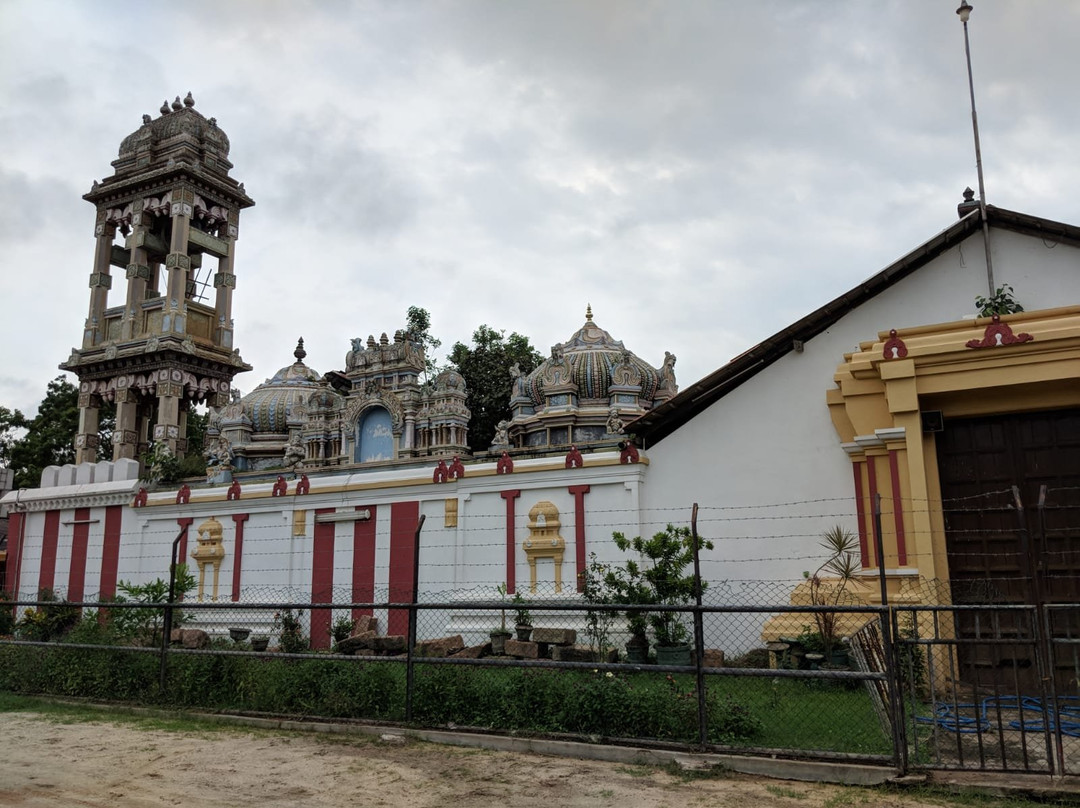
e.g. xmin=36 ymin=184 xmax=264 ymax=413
xmin=957 ymin=1 xmax=995 ymax=297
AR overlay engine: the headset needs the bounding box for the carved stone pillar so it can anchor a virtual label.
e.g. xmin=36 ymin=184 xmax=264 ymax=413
xmin=123 ymin=206 xmax=151 ymax=340
xmin=75 ymin=390 xmax=102 ymax=464
xmin=154 ymin=380 xmax=183 ymax=454
xmin=114 ymin=388 xmax=140 ymax=461
xmin=163 ymin=187 xmax=193 ymax=335
xmin=86 ymin=215 xmax=116 ymax=348
xmin=213 ymin=218 xmax=238 ymax=349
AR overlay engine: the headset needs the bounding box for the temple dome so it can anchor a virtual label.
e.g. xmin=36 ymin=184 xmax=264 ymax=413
xmin=523 ymin=307 xmax=662 ymax=406
xmin=118 ymin=93 xmax=231 ymax=158
xmin=506 ymin=306 xmax=677 ymax=451
xmin=237 ymin=339 xmax=325 ymax=433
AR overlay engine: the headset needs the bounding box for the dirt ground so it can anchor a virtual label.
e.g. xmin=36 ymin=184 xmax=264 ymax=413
xmin=0 ymin=711 xmax=971 ymax=808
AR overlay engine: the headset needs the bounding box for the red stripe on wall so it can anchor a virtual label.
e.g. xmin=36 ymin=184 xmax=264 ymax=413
xmin=98 ymin=506 xmax=123 ymax=599
xmin=67 ymin=508 xmax=90 ymax=603
xmin=311 ymin=508 xmax=336 ymax=650
xmin=853 ymin=462 xmax=869 ymax=568
xmin=6 ymin=511 xmax=23 ymax=597
xmin=352 ymin=505 xmax=377 ymax=626
xmin=500 ymin=491 xmax=520 ymax=594
xmin=866 ymin=458 xmax=879 ymax=568
xmin=231 ymin=514 xmax=249 ymax=602
xmin=388 ymin=501 xmax=419 ymax=636
xmin=888 ymin=450 xmax=907 ymax=566
xmin=568 ymin=485 xmax=591 ymax=592
xmin=176 ymin=518 xmax=194 ymax=580
xmin=38 ymin=510 xmax=61 ymax=594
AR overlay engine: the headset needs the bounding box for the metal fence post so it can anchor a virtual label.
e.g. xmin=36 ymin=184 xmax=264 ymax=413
xmin=691 ymin=503 xmax=707 ymax=747
xmin=405 ymin=513 xmax=426 ymax=723
xmin=873 ymin=494 xmax=907 ymax=774
xmin=159 ymin=528 xmax=186 ymax=694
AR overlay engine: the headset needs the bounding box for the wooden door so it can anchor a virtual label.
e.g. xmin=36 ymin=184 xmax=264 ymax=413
xmin=935 ymin=408 xmax=1080 ymax=692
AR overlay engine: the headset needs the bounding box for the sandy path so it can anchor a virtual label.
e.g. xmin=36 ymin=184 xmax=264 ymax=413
xmin=0 ymin=711 xmax=948 ymax=808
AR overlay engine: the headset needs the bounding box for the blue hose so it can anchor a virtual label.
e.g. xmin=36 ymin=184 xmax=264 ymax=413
xmin=916 ymin=695 xmax=1080 ymax=737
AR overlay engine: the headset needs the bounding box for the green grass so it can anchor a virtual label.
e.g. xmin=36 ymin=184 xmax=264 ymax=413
xmin=708 ymin=675 xmax=891 ymax=756
xmin=765 ymin=783 xmax=808 ymax=799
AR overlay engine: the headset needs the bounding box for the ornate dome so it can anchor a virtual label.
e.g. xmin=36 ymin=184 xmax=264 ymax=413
xmin=118 ymin=92 xmax=231 ymax=158
xmin=239 ymin=339 xmax=326 ymax=433
xmin=523 ymin=307 xmax=663 ymax=406
xmin=433 ymin=368 xmax=467 ymax=394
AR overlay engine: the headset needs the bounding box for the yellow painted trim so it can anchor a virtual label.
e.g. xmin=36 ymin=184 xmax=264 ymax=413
xmin=829 ymin=306 xmax=1080 ymax=596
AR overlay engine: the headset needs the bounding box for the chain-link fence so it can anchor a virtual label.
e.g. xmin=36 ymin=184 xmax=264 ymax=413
xmin=2 ymin=485 xmax=1077 ymax=775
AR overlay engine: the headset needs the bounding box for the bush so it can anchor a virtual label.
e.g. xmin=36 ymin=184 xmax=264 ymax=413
xmin=275 ymin=608 xmax=308 ymax=654
xmin=15 ymin=589 xmax=80 ymax=642
xmin=0 ymin=590 xmax=15 ymax=636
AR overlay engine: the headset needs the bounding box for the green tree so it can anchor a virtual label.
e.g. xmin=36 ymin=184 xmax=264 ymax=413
xmin=5 ymin=377 xmax=80 ymax=489
xmin=2 ymin=376 xmax=115 ymax=489
xmin=0 ymin=404 xmax=26 ymax=469
xmin=448 ymin=325 xmax=543 ymax=452
xmin=406 ymin=305 xmax=442 ymax=384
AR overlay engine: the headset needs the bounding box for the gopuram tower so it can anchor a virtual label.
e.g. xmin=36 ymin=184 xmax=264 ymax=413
xmin=62 ymin=93 xmax=254 ymax=464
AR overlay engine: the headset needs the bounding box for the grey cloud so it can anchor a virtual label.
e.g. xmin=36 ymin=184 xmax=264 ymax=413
xmin=252 ymin=112 xmax=419 ymax=237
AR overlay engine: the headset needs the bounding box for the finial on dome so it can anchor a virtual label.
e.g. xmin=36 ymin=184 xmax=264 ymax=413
xmin=160 ymin=100 xmax=170 ymax=115
xmin=585 ymin=303 xmax=593 ymax=322
xmin=171 ymin=95 xmax=183 ymax=111
xmin=294 ymin=337 xmax=306 ymax=362
xmin=184 ymin=91 xmax=195 ymax=108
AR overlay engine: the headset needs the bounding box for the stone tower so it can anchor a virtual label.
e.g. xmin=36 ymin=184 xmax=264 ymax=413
xmin=62 ymin=93 xmax=254 ymax=463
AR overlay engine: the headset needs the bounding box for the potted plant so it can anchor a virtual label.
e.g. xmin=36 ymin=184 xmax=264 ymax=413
xmin=612 ymin=524 xmax=713 ymax=667
xmin=807 ymin=525 xmax=863 ymax=666
xmin=489 ymin=583 xmax=512 ymax=654
xmin=512 ymin=592 xmax=533 ymax=641
xmin=250 ymin=635 xmax=270 ymax=652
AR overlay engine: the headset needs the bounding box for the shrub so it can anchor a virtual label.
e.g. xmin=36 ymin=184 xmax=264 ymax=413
xmin=15 ymin=589 xmax=80 ymax=642
xmin=612 ymin=524 xmax=714 ymax=647
xmin=0 ymin=645 xmax=762 ymax=746
xmin=329 ymin=615 xmax=357 ymax=647
xmin=0 ymin=590 xmax=14 ymax=636
xmin=274 ymin=608 xmax=308 ymax=654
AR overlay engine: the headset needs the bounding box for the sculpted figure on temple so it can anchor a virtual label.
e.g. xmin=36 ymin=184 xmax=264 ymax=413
xmin=347 ymin=337 xmax=364 ymax=369
xmin=491 ymin=419 xmax=510 ymax=448
xmin=606 ymin=407 xmax=625 ymax=435
xmin=509 ymin=362 xmax=526 ymax=398
xmin=203 ymin=435 xmax=234 ymax=472
xmin=659 ymin=351 xmax=677 ymax=391
xmin=283 ymin=434 xmax=305 ymax=470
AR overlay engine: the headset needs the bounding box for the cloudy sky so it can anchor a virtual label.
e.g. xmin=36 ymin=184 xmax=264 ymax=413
xmin=1 ymin=0 xmax=1077 ymax=416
